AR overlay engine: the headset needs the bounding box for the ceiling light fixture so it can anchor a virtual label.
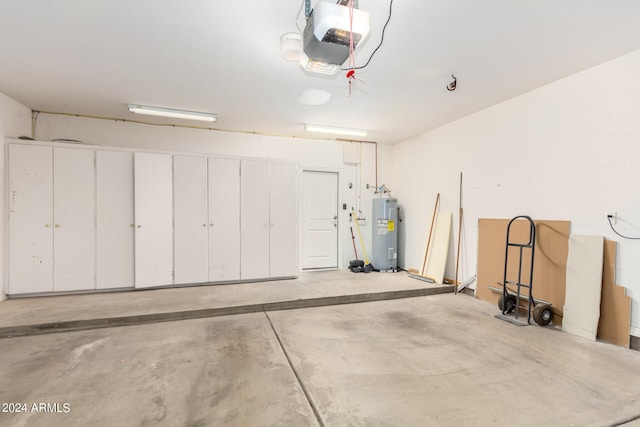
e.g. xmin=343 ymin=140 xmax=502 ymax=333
xmin=304 ymin=124 xmax=368 ymax=137
xmin=281 ymin=32 xmax=302 ymax=61
xmin=127 ymin=104 xmax=217 ymax=122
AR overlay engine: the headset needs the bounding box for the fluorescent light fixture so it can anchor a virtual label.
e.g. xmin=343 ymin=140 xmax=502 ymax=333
xmin=304 ymin=124 xmax=368 ymax=137
xmin=127 ymin=104 xmax=217 ymax=122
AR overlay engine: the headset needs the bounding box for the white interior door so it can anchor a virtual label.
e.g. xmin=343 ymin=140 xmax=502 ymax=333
xmin=302 ymin=171 xmax=338 ymax=269
xmin=53 ymin=147 xmax=95 ymax=292
xmin=8 ymin=144 xmax=54 ymax=294
xmin=240 ymin=159 xmax=270 ymax=280
xmin=209 ymin=157 xmax=240 ymax=281
xmin=134 ymin=152 xmax=174 ymax=288
xmin=174 ymin=155 xmax=209 ymax=284
xmin=96 ymin=150 xmax=134 ymax=289
xmin=269 ymin=161 xmax=298 ymax=278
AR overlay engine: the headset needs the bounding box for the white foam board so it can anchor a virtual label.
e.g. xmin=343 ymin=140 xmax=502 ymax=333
xmin=563 ymin=235 xmax=604 ymax=341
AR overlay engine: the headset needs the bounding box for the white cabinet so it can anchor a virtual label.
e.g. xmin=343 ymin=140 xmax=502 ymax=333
xmin=96 ymin=150 xmax=134 ymax=289
xmin=53 ymin=148 xmax=95 ymax=292
xmin=240 ymin=159 xmax=298 ymax=280
xmin=241 ymin=159 xmax=271 ymax=280
xmin=8 ymin=144 xmax=54 ymax=294
xmin=8 ymin=144 xmax=95 ymax=294
xmin=269 ymin=161 xmax=298 ymax=277
xmin=208 ymin=157 xmax=241 ymax=281
xmin=7 ymin=142 xmax=298 ymax=295
xmin=134 ymin=152 xmax=174 ymax=288
xmin=174 ymin=155 xmax=209 ymax=284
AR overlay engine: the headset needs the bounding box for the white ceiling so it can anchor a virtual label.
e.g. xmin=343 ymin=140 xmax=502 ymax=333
xmin=1 ymin=1 xmax=639 ymax=144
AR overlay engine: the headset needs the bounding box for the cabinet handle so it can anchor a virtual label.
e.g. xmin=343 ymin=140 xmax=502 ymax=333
xmin=203 ymin=224 xmax=207 ymax=227
xmin=55 ymin=224 xmax=61 ymax=228
xmin=130 ymin=224 xmax=135 ymax=228
xmin=137 ymin=225 xmax=141 ymax=228
xmin=45 ymin=224 xmax=51 ymax=228
xmin=210 ymin=223 xmax=214 ymax=227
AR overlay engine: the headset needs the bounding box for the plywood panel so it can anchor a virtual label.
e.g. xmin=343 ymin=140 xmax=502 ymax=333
xmin=476 ymin=218 xmax=570 ymax=325
xmin=597 ymin=240 xmax=631 ymax=347
xmin=563 ymin=235 xmax=604 ymax=341
xmin=423 ymin=211 xmax=452 ymax=284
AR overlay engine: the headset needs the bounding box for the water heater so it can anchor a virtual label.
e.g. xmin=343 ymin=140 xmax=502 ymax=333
xmin=372 ymin=198 xmax=398 ymax=272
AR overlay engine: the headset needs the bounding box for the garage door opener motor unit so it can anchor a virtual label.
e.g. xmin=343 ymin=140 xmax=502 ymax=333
xmin=300 ymin=0 xmax=370 ymax=74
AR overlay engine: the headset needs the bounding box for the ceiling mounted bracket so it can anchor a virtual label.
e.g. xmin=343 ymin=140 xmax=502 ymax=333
xmin=307 ymin=0 xmax=360 ymax=18
xmin=337 ymin=0 xmax=358 ymax=7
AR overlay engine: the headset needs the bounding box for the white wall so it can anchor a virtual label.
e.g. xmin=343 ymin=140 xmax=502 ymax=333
xmin=391 ymin=49 xmax=640 ymax=336
xmin=33 ymin=114 xmax=385 ymax=274
xmin=0 ymin=92 xmax=33 ymax=301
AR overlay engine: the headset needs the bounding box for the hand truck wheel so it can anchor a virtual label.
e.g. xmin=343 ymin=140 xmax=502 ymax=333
xmin=533 ymin=303 xmax=553 ymax=326
xmin=498 ymin=294 xmax=517 ymax=314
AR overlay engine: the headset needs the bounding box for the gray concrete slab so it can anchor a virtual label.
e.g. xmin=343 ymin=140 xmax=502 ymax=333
xmin=269 ymin=294 xmax=640 ymax=427
xmin=2 ymin=285 xmax=639 ymax=426
xmin=0 ymin=271 xmax=450 ymax=335
xmin=0 ymin=313 xmax=317 ymax=427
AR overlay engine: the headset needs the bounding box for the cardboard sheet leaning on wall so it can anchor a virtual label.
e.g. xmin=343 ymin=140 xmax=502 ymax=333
xmin=598 ymin=240 xmax=631 ymax=348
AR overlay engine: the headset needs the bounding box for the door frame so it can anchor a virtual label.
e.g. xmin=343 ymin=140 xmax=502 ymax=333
xmin=299 ymin=168 xmax=344 ymax=271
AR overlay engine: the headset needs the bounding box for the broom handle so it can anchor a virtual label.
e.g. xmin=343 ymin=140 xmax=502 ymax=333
xmin=455 ymin=173 xmax=463 ymax=294
xmin=350 ymin=226 xmax=359 ymax=259
xmin=352 ymin=208 xmax=369 ymax=263
xmin=420 ymin=193 xmax=440 ymax=276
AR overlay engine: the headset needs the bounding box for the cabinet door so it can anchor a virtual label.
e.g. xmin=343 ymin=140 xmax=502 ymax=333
xmin=240 ymin=159 xmax=270 ymax=280
xmin=53 ymin=147 xmax=96 ymax=292
xmin=269 ymin=161 xmax=299 ymax=277
xmin=134 ymin=152 xmax=174 ymax=288
xmin=174 ymin=155 xmax=209 ymax=284
xmin=96 ymin=150 xmax=134 ymax=289
xmin=8 ymin=144 xmax=53 ymax=294
xmin=208 ymin=157 xmax=240 ymax=281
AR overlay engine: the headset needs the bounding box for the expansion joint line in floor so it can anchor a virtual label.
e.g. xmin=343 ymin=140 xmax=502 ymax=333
xmin=264 ymin=311 xmax=325 ymax=427
xmin=611 ymin=413 xmax=640 ymax=427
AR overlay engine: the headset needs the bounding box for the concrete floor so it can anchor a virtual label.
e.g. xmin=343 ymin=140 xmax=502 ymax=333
xmin=1 ymin=272 xmax=640 ymax=426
